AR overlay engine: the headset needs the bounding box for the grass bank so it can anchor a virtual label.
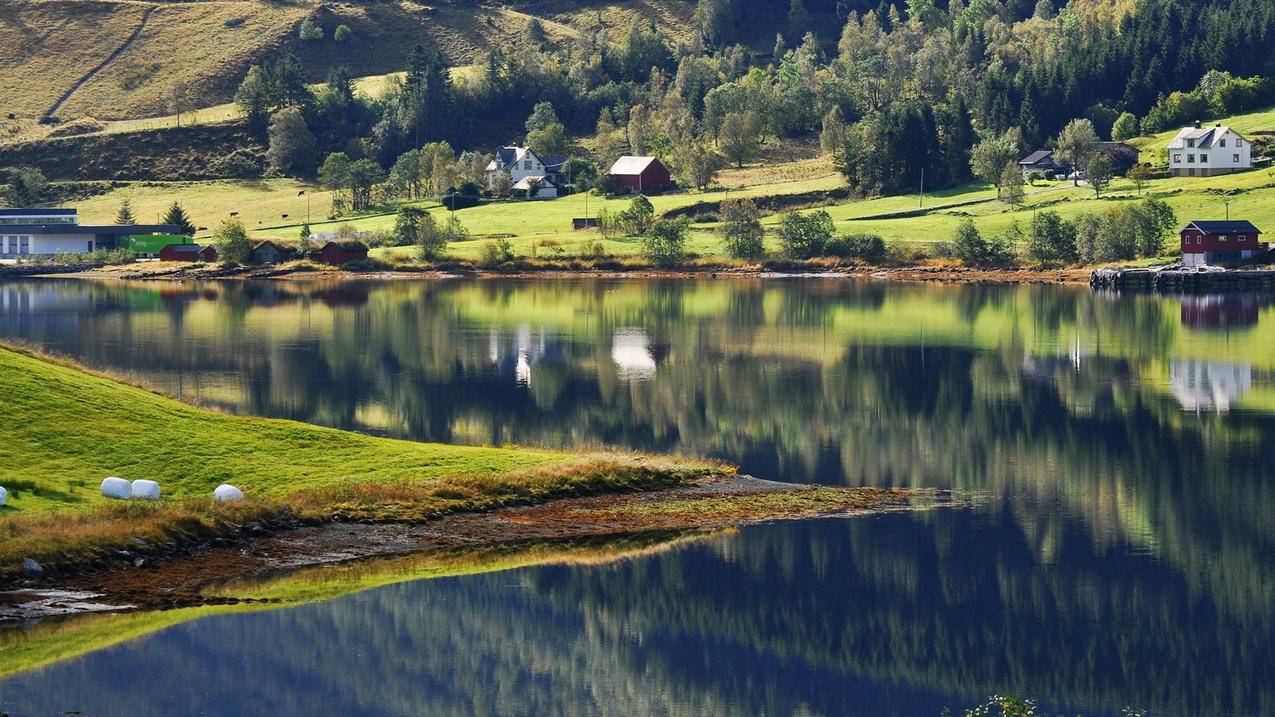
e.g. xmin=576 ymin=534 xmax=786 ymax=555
xmin=0 ymin=343 xmax=725 ymax=578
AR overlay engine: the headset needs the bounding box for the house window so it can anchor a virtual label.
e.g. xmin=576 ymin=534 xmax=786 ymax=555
xmin=1219 ymin=235 xmax=1227 ymax=242
xmin=1200 ymin=154 xmax=1208 ymax=162
xmin=524 ymin=161 xmax=532 ymax=170
xmin=18 ymin=237 xmax=29 ymax=254
xmin=1233 ymin=154 xmax=1240 ymax=163
xmin=1173 ymin=154 xmax=1181 ymax=163
xmin=1220 ymin=139 xmax=1226 ymax=147
xmin=1187 ymin=154 xmax=1195 ymax=163
xmin=1236 ymin=138 xmax=1243 ymax=147
xmin=1187 ymin=139 xmax=1196 ymax=148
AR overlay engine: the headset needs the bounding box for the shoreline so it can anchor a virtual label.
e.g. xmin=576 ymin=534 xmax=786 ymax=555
xmin=1 ymin=476 xmax=951 ymax=622
xmin=20 ymin=262 xmax=1096 ymax=285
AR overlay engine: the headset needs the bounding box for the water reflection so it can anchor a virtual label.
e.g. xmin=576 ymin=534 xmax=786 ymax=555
xmin=2 ymin=515 xmax=1270 ymax=716
xmin=0 ymin=278 xmax=1272 ymax=713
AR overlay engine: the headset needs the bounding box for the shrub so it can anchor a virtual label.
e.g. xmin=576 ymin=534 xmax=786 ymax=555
xmin=720 ymin=198 xmax=764 ymax=260
xmin=779 ymin=210 xmax=836 ymax=259
xmin=214 ymin=218 xmax=252 ymax=265
xmin=826 ymin=233 xmax=886 ymax=262
xmin=621 ymin=194 xmax=655 ymax=235
xmin=299 ymin=18 xmax=324 ymax=41
xmin=580 ymin=239 xmax=609 ymax=260
xmin=951 ymin=219 xmax=1017 ymax=267
xmin=477 ymin=238 xmax=515 ymax=268
xmin=1026 ymin=210 xmax=1078 ymax=265
xmin=333 ymin=24 xmax=352 ymax=42
xmin=642 ymin=218 xmax=689 ymax=267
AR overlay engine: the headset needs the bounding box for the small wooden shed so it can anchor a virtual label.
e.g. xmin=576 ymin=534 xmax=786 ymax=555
xmin=313 ymin=240 xmax=369 ymax=265
xmin=158 ymin=243 xmax=218 ymax=262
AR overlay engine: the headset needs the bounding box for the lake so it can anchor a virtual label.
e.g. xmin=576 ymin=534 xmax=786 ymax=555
xmin=0 ymin=278 xmax=1272 ymax=716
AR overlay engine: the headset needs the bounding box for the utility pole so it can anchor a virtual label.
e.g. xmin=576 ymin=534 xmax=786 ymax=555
xmin=919 ymin=168 xmax=925 ymax=209
xmin=1224 ymin=199 xmax=1232 ymax=220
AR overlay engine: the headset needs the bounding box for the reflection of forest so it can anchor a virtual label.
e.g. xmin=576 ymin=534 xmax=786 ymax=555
xmin=1 ymin=280 xmax=1272 ymax=610
xmin=3 ymin=516 xmax=1269 ymax=717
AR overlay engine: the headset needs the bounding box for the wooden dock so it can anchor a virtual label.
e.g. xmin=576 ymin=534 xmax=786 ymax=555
xmin=1090 ymin=267 xmax=1275 ymax=291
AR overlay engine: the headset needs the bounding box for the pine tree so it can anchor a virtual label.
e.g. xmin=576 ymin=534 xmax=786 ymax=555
xmin=115 ymin=198 xmax=136 ymax=225
xmin=160 ymin=201 xmax=196 ymax=236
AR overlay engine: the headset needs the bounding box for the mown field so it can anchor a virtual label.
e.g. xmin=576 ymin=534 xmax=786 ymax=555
xmin=0 ymin=0 xmax=693 ymax=129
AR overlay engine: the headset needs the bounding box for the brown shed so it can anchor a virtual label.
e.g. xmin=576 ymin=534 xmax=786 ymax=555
xmin=313 ymin=240 xmax=369 ymax=265
xmin=158 ymin=243 xmax=218 ymax=262
xmin=607 ymin=156 xmax=672 ymax=194
xmin=250 ymin=240 xmax=295 ymax=265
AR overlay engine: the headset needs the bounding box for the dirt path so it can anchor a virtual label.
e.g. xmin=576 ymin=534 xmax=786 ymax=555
xmin=43 ymin=5 xmax=157 ymax=122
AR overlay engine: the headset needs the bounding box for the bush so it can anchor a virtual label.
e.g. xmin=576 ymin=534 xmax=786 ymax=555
xmin=333 ymin=24 xmax=352 ymax=42
xmin=720 ymin=198 xmax=764 ymax=260
xmin=214 ymin=218 xmax=252 ymax=265
xmin=825 ymin=233 xmax=886 ymax=262
xmin=779 ymin=210 xmax=836 ymax=259
xmin=580 ymin=239 xmax=609 ymax=260
xmin=1026 ymin=210 xmax=1078 ymax=265
xmin=642 ymin=218 xmax=689 ymax=267
xmin=621 ymin=195 xmax=655 ymax=235
xmin=477 ymin=237 xmax=515 ymax=268
xmin=951 ymin=219 xmax=1016 ymax=267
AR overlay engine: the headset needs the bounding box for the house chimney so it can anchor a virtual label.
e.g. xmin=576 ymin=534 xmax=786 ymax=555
xmin=1194 ymin=120 xmax=1201 ymax=129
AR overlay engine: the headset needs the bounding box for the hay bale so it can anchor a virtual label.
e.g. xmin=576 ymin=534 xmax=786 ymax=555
xmin=101 ymin=476 xmax=131 ymax=500
xmin=213 ymin=484 xmax=244 ymax=502
xmin=131 ymin=479 xmax=161 ymax=501
xmin=0 ymin=485 xmax=7 ymax=506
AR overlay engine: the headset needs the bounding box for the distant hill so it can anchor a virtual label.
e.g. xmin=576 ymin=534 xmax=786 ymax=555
xmin=0 ymin=0 xmax=697 ymax=125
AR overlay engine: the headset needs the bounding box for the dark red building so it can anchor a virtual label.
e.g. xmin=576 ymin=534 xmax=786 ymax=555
xmin=607 ymin=156 xmax=672 ymax=194
xmin=1180 ymin=220 xmax=1265 ymax=267
xmin=158 ymin=243 xmax=218 ymax=262
xmin=312 ymin=240 xmax=369 ymax=265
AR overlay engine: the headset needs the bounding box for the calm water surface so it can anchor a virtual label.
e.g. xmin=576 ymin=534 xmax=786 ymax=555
xmin=0 ymin=278 xmax=1272 ymax=716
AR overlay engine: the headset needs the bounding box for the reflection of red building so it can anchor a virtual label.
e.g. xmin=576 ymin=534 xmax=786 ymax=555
xmin=1180 ymin=294 xmax=1260 ymax=330
xmin=317 ymin=285 xmax=370 ymax=308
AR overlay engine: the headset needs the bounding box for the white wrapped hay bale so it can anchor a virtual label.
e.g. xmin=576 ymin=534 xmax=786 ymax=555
xmin=0 ymin=485 xmax=7 ymax=507
xmin=131 ymin=480 xmax=161 ymax=501
xmin=213 ymin=484 xmax=245 ymax=503
xmin=101 ymin=476 xmax=132 ymax=500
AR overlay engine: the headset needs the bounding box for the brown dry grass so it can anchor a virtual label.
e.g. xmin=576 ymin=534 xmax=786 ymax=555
xmin=0 ymin=0 xmax=148 ymax=121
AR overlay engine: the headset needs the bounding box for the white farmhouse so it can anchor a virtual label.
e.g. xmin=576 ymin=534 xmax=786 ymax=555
xmin=1167 ymin=123 xmax=1252 ymax=177
xmin=485 ymin=146 xmax=566 ymax=193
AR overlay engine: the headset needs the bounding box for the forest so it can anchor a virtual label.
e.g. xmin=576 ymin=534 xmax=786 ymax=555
xmin=232 ymin=0 xmax=1275 ymax=202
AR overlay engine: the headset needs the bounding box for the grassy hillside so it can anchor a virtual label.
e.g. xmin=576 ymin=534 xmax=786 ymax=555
xmin=0 ymin=0 xmax=694 ymax=128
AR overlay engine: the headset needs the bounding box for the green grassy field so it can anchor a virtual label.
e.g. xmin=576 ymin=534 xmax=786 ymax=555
xmin=0 ymin=344 xmax=721 ymax=573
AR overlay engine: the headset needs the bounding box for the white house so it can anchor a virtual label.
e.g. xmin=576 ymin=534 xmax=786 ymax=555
xmin=0 ymin=208 xmax=181 ymax=258
xmin=485 ymin=146 xmax=566 ymax=192
xmin=1167 ymin=123 xmax=1252 ymax=177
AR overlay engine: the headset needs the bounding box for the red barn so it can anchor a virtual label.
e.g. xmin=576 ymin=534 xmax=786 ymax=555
xmin=607 ymin=156 xmax=672 ymax=194
xmin=313 ymin=240 xmax=369 ymax=265
xmin=158 ymin=243 xmax=218 ymax=262
xmin=1180 ymin=220 xmax=1265 ymax=267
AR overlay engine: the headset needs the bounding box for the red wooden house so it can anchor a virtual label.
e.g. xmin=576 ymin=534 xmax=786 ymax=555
xmin=158 ymin=243 xmax=218 ymax=262
xmin=312 ymin=240 xmax=369 ymax=265
xmin=1180 ymin=220 xmax=1265 ymax=267
xmin=607 ymin=156 xmax=672 ymax=194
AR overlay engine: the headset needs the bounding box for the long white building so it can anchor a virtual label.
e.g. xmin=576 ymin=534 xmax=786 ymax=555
xmin=0 ymin=208 xmax=181 ymax=258
xmin=1167 ymin=123 xmax=1252 ymax=177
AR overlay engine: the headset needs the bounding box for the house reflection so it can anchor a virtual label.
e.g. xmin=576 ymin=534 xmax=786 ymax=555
xmin=1170 ymin=359 xmax=1253 ymax=412
xmin=1179 ymin=294 xmax=1261 ymax=330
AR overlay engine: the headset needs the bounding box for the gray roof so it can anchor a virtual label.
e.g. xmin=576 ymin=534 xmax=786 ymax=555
xmin=0 ymin=208 xmax=76 ymax=216
xmin=1019 ymin=150 xmax=1053 ymax=165
xmin=163 ymin=243 xmax=205 ymax=254
xmin=1185 ymin=220 xmax=1262 ymax=235
xmin=608 ymin=156 xmax=662 ymax=176
xmin=0 ymin=223 xmax=181 ymax=235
